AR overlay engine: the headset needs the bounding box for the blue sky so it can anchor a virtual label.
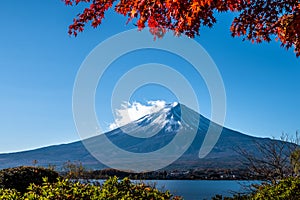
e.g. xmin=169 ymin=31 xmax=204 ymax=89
xmin=0 ymin=1 xmax=299 ymax=153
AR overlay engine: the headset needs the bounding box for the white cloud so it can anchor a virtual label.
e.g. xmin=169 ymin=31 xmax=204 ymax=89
xmin=109 ymin=100 xmax=168 ymax=130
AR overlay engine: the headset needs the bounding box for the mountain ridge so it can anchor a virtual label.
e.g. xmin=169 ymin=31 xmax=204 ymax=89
xmin=0 ymin=103 xmax=285 ymax=171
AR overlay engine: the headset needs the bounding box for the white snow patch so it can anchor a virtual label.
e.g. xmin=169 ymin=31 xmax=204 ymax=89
xmin=109 ymin=100 xmax=176 ymax=130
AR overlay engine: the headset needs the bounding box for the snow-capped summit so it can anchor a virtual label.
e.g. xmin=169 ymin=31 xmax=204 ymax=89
xmin=109 ymin=100 xmax=175 ymax=130
xmin=119 ymin=102 xmax=184 ymax=138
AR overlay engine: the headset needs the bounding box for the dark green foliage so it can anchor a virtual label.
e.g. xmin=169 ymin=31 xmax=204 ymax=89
xmin=23 ymin=177 xmax=101 ymax=200
xmin=0 ymin=166 xmax=59 ymax=193
xmin=0 ymin=188 xmax=21 ymax=200
xmin=213 ymin=177 xmax=300 ymax=200
xmin=0 ymin=174 xmax=182 ymax=199
xmin=291 ymin=148 xmax=300 ymax=175
xmin=251 ymin=177 xmax=300 ymax=200
xmin=98 ymin=176 xmax=182 ymax=199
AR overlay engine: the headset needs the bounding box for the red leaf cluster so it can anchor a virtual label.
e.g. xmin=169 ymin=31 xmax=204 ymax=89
xmin=62 ymin=0 xmax=300 ymax=57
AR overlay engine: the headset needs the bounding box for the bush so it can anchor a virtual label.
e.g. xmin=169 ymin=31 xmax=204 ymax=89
xmin=23 ymin=177 xmax=101 ymax=200
xmin=0 ymin=166 xmax=59 ymax=193
xmin=213 ymin=177 xmax=300 ymax=200
xmin=24 ymin=176 xmax=181 ymax=200
xmin=99 ymin=176 xmax=182 ymax=199
xmin=0 ymin=176 xmax=181 ymax=199
xmin=0 ymin=188 xmax=21 ymax=200
xmin=252 ymin=177 xmax=300 ymax=200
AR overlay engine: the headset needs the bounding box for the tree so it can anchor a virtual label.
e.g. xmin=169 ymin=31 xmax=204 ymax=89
xmin=236 ymin=133 xmax=299 ymax=183
xmin=62 ymin=0 xmax=300 ymax=57
xmin=62 ymin=160 xmax=87 ymax=179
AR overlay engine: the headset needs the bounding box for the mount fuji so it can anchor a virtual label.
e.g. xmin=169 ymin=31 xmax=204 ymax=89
xmin=0 ymin=103 xmax=282 ymax=170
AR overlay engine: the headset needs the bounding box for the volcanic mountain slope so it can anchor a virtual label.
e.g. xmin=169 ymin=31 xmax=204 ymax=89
xmin=0 ymin=103 xmax=286 ymax=170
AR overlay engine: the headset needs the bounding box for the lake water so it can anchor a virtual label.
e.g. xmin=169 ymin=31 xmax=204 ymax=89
xmin=96 ymin=179 xmax=259 ymax=200
xmin=146 ymin=180 xmax=258 ymax=200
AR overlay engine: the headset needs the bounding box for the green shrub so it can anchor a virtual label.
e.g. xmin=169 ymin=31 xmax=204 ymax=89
xmin=213 ymin=177 xmax=300 ymax=200
xmin=0 ymin=166 xmax=59 ymax=193
xmin=23 ymin=177 xmax=101 ymax=200
xmin=252 ymin=177 xmax=300 ymax=200
xmin=0 ymin=188 xmax=21 ymax=200
xmin=1 ymin=176 xmax=183 ymax=199
xmin=99 ymin=176 xmax=182 ymax=199
xmin=23 ymin=176 xmax=181 ymax=200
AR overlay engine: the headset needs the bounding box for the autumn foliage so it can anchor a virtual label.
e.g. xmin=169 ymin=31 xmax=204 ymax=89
xmin=62 ymin=0 xmax=300 ymax=57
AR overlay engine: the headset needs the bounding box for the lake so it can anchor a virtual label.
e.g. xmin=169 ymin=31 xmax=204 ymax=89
xmin=95 ymin=179 xmax=259 ymax=200
xmin=146 ymin=180 xmax=258 ymax=200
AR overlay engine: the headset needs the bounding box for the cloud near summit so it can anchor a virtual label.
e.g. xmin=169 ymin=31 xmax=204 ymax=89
xmin=109 ymin=100 xmax=172 ymax=130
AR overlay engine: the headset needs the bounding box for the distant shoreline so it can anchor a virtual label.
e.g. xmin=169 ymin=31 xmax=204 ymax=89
xmin=63 ymin=167 xmax=267 ymax=181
